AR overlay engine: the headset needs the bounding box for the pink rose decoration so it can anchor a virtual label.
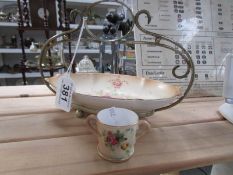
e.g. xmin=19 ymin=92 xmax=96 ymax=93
xmin=112 ymin=79 xmax=123 ymax=89
xmin=106 ymin=131 xmax=118 ymax=145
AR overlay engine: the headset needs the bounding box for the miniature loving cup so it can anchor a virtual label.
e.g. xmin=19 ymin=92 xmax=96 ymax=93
xmin=86 ymin=107 xmax=151 ymax=162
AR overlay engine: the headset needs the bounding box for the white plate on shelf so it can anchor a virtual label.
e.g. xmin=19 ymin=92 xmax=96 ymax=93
xmin=46 ymin=73 xmax=181 ymax=116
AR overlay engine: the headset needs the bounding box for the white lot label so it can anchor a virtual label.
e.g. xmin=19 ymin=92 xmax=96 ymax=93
xmin=55 ymin=75 xmax=75 ymax=112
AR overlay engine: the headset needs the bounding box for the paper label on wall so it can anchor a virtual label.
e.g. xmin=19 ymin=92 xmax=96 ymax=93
xmin=133 ymin=0 xmax=233 ymax=97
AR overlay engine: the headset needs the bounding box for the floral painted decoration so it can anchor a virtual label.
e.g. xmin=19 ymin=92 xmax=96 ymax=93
xmin=112 ymin=78 xmax=123 ymax=89
xmin=103 ymin=130 xmax=129 ymax=151
xmin=109 ymin=76 xmax=128 ymax=89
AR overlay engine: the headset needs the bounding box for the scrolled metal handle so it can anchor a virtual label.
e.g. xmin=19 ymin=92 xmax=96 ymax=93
xmin=39 ymin=0 xmax=195 ymax=117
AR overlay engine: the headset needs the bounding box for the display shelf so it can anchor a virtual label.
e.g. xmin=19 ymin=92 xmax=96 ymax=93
xmin=67 ymin=0 xmax=119 ymax=6
xmin=64 ymin=49 xmax=111 ymax=54
xmin=0 ymin=48 xmax=23 ymax=53
xmin=0 ymin=0 xmax=16 ymax=2
xmin=0 ymin=0 xmax=118 ymax=84
xmin=0 ymin=48 xmax=111 ymax=54
xmin=0 ymin=72 xmax=51 ymax=79
xmin=0 ymin=48 xmax=41 ymax=54
xmin=70 ymin=24 xmax=103 ymax=30
xmin=0 ymin=22 xmax=17 ymax=27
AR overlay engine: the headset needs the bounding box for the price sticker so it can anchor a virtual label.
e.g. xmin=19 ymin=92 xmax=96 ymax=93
xmin=55 ymin=75 xmax=75 ymax=112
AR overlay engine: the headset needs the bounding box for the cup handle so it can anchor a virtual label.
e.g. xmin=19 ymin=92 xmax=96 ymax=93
xmin=136 ymin=120 xmax=151 ymax=140
xmin=86 ymin=114 xmax=98 ymax=136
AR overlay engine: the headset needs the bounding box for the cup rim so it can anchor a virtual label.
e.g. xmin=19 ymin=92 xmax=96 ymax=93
xmin=96 ymin=107 xmax=139 ymax=127
xmin=96 ymin=119 xmax=138 ymax=127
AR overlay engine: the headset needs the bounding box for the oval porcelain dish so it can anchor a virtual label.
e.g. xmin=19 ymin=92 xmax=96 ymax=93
xmin=46 ymin=73 xmax=181 ymax=116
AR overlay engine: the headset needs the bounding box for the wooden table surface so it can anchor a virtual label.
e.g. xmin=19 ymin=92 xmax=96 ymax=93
xmin=0 ymin=85 xmax=233 ymax=175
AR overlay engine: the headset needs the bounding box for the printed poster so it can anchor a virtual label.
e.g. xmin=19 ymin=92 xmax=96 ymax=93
xmin=133 ymin=0 xmax=233 ymax=96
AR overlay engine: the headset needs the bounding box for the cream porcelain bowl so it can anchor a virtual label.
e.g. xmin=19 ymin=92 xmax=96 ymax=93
xmin=46 ymin=73 xmax=181 ymax=116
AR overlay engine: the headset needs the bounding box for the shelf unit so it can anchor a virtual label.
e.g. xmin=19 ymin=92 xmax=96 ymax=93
xmin=0 ymin=0 xmax=104 ymax=85
xmin=0 ymin=0 xmax=134 ymax=86
xmin=67 ymin=0 xmax=119 ymax=6
xmin=0 ymin=22 xmax=18 ymax=27
xmin=70 ymin=24 xmax=103 ymax=30
xmin=0 ymin=48 xmax=112 ymax=54
xmin=0 ymin=48 xmax=40 ymax=53
xmin=0 ymin=72 xmax=51 ymax=79
xmin=0 ymin=1 xmax=19 ymax=85
xmin=0 ymin=23 xmax=104 ymax=29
